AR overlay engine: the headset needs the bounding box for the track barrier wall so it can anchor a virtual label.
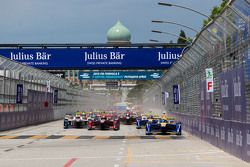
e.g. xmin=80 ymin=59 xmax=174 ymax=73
xmin=143 ymin=0 xmax=250 ymax=162
xmin=0 ymin=55 xmax=110 ymax=131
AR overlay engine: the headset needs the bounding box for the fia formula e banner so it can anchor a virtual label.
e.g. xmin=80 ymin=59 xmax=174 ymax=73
xmin=0 ymin=48 xmax=183 ymax=69
xmin=79 ymin=71 xmax=163 ymax=80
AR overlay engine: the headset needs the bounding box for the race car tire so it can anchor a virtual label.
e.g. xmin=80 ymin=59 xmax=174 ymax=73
xmin=101 ymin=124 xmax=105 ymax=130
xmin=176 ymin=132 xmax=182 ymax=136
xmin=146 ymin=132 xmax=152 ymax=135
xmin=136 ymin=126 xmax=141 ymax=129
xmin=114 ymin=127 xmax=120 ymax=131
xmin=176 ymin=125 xmax=182 ymax=135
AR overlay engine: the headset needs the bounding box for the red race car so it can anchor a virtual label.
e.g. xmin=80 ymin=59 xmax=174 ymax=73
xmin=120 ymin=112 xmax=137 ymax=125
xmin=87 ymin=114 xmax=120 ymax=130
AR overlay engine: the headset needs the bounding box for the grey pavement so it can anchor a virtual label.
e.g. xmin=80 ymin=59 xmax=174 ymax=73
xmin=0 ymin=120 xmax=249 ymax=167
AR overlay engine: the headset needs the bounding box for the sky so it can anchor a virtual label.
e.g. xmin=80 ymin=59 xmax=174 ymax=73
xmin=0 ymin=0 xmax=222 ymax=44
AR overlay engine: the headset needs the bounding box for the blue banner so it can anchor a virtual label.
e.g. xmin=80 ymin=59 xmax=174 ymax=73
xmin=54 ymin=90 xmax=58 ymax=104
xmin=79 ymin=71 xmax=163 ymax=80
xmin=16 ymin=84 xmax=23 ymax=104
xmin=0 ymin=48 xmax=183 ymax=69
xmin=173 ymin=85 xmax=180 ymax=104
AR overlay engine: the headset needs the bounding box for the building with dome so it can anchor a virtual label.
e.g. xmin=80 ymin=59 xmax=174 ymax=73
xmin=107 ymin=21 xmax=131 ymax=44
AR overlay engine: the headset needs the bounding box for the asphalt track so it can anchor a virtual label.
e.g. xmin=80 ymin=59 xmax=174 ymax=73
xmin=0 ymin=120 xmax=249 ymax=167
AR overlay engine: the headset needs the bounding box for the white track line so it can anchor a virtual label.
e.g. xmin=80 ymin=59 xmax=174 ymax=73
xmin=0 ymin=151 xmax=223 ymax=161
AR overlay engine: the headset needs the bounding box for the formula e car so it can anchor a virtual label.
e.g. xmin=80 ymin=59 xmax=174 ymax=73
xmin=87 ymin=114 xmax=120 ymax=130
xmin=63 ymin=112 xmax=88 ymax=129
xmin=145 ymin=118 xmax=182 ymax=135
xmin=120 ymin=112 xmax=137 ymax=125
xmin=136 ymin=115 xmax=148 ymax=129
xmin=64 ymin=113 xmax=74 ymax=129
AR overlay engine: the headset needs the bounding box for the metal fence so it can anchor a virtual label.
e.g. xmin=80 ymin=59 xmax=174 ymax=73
xmin=0 ymin=55 xmax=109 ymax=131
xmin=143 ymin=0 xmax=250 ymax=162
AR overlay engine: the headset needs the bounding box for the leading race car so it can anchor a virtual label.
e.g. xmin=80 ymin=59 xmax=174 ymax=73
xmin=87 ymin=114 xmax=120 ymax=130
xmin=64 ymin=113 xmax=74 ymax=129
xmin=64 ymin=112 xmax=88 ymax=129
xmin=145 ymin=117 xmax=182 ymax=135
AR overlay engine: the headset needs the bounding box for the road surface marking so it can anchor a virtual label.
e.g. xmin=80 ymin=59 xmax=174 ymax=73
xmin=120 ymin=147 xmax=124 ymax=151
xmin=64 ymin=158 xmax=77 ymax=167
xmin=0 ymin=135 xmax=17 ymax=139
xmin=118 ymin=151 xmax=123 ymax=155
xmin=29 ymin=135 xmax=48 ymax=139
xmin=94 ymin=136 xmax=110 ymax=139
xmin=114 ymin=164 xmax=119 ymax=167
xmin=61 ymin=136 xmax=79 ymax=139
xmin=154 ymin=136 xmax=171 ymax=139
xmin=125 ymin=144 xmax=132 ymax=166
xmin=0 ymin=151 xmax=224 ymax=161
xmin=125 ymin=136 xmax=139 ymax=139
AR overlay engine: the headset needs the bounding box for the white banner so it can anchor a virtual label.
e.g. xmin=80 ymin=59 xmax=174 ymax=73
xmin=206 ymin=68 xmax=214 ymax=93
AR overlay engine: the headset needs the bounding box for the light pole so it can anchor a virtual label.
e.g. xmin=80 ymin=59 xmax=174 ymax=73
xmin=152 ymin=30 xmax=191 ymax=43
xmin=152 ymin=20 xmax=214 ymax=52
xmin=158 ymin=2 xmax=230 ymax=35
xmin=152 ymin=20 xmax=199 ymax=33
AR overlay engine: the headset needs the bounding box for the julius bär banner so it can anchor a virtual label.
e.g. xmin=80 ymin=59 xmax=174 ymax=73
xmin=0 ymin=48 xmax=183 ymax=69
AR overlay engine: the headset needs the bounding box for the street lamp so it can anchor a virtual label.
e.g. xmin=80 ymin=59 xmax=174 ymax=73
xmin=152 ymin=19 xmax=214 ymax=50
xmin=158 ymin=2 xmax=230 ymax=35
xmin=152 ymin=20 xmax=199 ymax=33
xmin=152 ymin=30 xmax=191 ymax=43
xmin=158 ymin=2 xmax=212 ymax=19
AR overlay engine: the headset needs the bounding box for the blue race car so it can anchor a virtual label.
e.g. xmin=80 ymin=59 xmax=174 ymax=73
xmin=136 ymin=115 xmax=149 ymax=129
xmin=145 ymin=118 xmax=182 ymax=135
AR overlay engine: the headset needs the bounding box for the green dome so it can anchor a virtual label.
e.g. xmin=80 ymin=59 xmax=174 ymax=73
xmin=107 ymin=21 xmax=131 ymax=43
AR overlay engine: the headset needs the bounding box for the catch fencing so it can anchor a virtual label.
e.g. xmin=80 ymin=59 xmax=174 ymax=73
xmin=143 ymin=0 xmax=250 ymax=162
xmin=0 ymin=55 xmax=109 ymax=131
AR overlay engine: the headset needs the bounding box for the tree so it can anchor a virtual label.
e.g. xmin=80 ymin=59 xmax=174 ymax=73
xmin=203 ymin=0 xmax=230 ymax=27
xmin=177 ymin=30 xmax=188 ymax=44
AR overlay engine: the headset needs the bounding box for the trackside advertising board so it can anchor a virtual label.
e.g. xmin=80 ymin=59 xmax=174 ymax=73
xmin=0 ymin=48 xmax=183 ymax=69
xmin=79 ymin=71 xmax=163 ymax=80
xmin=206 ymin=68 xmax=214 ymax=93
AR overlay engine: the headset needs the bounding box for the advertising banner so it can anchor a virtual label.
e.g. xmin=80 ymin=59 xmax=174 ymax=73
xmin=16 ymin=84 xmax=23 ymax=104
xmin=162 ymin=91 xmax=168 ymax=105
xmin=206 ymin=68 xmax=214 ymax=93
xmin=0 ymin=48 xmax=183 ymax=69
xmin=54 ymin=90 xmax=58 ymax=104
xmin=49 ymin=71 xmax=65 ymax=78
xmin=173 ymin=85 xmax=180 ymax=104
xmin=219 ymin=66 xmax=246 ymax=122
xmin=79 ymin=71 xmax=163 ymax=80
xmin=219 ymin=71 xmax=233 ymax=120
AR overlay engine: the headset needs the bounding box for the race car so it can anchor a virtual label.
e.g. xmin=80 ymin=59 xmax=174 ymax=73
xmin=120 ymin=112 xmax=137 ymax=125
xmin=63 ymin=112 xmax=88 ymax=129
xmin=136 ymin=114 xmax=148 ymax=129
xmin=145 ymin=118 xmax=182 ymax=135
xmin=73 ymin=113 xmax=88 ymax=128
xmin=64 ymin=113 xmax=74 ymax=129
xmin=87 ymin=114 xmax=120 ymax=130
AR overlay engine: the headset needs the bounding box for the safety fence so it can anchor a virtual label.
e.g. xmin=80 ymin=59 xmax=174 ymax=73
xmin=0 ymin=55 xmax=109 ymax=131
xmin=143 ymin=0 xmax=250 ymax=162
